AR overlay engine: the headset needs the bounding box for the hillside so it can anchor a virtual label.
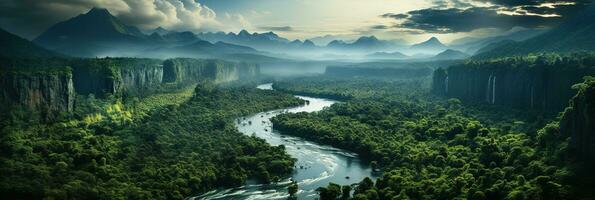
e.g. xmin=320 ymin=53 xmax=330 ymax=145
xmin=0 ymin=28 xmax=60 ymax=58
xmin=432 ymin=49 xmax=469 ymax=60
xmin=474 ymin=5 xmax=595 ymax=59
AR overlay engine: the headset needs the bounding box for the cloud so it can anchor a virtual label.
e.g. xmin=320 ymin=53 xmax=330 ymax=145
xmin=381 ymin=0 xmax=590 ymax=34
xmin=0 ymin=0 xmax=246 ymax=39
xmin=370 ymin=25 xmax=389 ymax=30
xmin=380 ymin=13 xmax=409 ymax=19
xmin=258 ymin=26 xmax=294 ymax=32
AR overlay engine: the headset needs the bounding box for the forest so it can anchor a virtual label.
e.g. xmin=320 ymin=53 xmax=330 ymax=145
xmin=0 ymin=81 xmax=304 ymax=199
xmin=271 ymin=76 xmax=595 ymax=200
xmin=2 ymin=2 xmax=595 ymax=199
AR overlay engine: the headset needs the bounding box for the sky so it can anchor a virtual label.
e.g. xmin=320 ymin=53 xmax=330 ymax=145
xmin=0 ymin=0 xmax=591 ymax=43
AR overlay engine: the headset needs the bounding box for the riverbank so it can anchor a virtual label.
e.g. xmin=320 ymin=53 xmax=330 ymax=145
xmin=193 ymin=83 xmax=378 ymax=200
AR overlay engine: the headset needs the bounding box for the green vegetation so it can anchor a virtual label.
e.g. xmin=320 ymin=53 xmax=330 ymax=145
xmin=0 ymin=82 xmax=304 ymax=199
xmin=0 ymin=58 xmax=72 ymax=76
xmin=272 ymin=76 xmax=594 ymax=200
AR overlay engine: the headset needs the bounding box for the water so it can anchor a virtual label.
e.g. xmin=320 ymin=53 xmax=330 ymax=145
xmin=192 ymin=83 xmax=378 ymax=200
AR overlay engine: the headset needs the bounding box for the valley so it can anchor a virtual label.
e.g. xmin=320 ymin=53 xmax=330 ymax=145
xmin=1 ymin=2 xmax=595 ymax=200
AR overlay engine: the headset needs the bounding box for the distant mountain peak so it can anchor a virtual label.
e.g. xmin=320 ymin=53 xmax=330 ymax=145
xmin=238 ymin=29 xmax=250 ymax=36
xmin=152 ymin=26 xmax=170 ymax=35
xmin=426 ymin=37 xmax=441 ymax=44
xmin=303 ymin=40 xmax=315 ymax=47
xmin=410 ymin=36 xmax=448 ymax=52
xmin=356 ymin=35 xmax=379 ymax=42
xmin=87 ymin=7 xmax=111 ymax=16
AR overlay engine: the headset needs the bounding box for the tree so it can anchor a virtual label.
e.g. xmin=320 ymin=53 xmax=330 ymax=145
xmin=288 ymin=181 xmax=298 ymax=197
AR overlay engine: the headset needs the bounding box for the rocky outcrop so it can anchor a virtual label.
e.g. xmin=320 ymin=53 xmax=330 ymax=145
xmin=238 ymin=62 xmax=260 ymax=79
xmin=433 ymin=54 xmax=595 ymax=113
xmin=1 ymin=57 xmax=260 ymax=120
xmin=72 ymin=58 xmax=163 ymax=97
xmin=119 ymin=62 xmax=163 ymax=96
xmin=560 ymin=77 xmax=595 ymax=164
xmin=0 ymin=69 xmax=75 ymax=119
xmin=432 ymin=68 xmax=448 ymax=96
xmin=162 ymin=58 xmax=259 ymax=84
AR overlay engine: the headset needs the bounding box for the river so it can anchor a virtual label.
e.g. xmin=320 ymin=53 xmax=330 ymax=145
xmin=192 ymin=83 xmax=377 ymax=200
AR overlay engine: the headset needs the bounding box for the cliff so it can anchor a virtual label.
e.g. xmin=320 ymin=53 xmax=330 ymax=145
xmin=560 ymin=77 xmax=595 ymax=164
xmin=162 ymin=58 xmax=259 ymax=84
xmin=0 ymin=64 xmax=74 ymax=119
xmin=71 ymin=58 xmax=164 ymax=97
xmin=433 ymin=54 xmax=595 ymax=113
xmin=1 ymin=57 xmax=260 ymax=119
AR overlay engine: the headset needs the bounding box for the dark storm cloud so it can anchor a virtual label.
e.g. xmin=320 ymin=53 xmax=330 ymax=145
xmin=383 ymin=0 xmax=592 ymax=34
xmin=475 ymin=0 xmax=542 ymax=6
xmin=398 ymin=7 xmax=558 ymax=33
xmin=258 ymin=26 xmax=294 ymax=32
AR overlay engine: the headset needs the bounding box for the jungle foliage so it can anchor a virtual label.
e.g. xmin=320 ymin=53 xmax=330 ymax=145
xmin=272 ymin=76 xmax=594 ymax=200
xmin=0 ymin=82 xmax=303 ymax=199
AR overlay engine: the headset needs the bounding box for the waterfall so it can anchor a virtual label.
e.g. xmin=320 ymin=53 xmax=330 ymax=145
xmin=486 ymin=75 xmax=493 ymax=103
xmin=491 ymin=76 xmax=496 ymax=104
xmin=486 ymin=74 xmax=496 ymax=104
xmin=444 ymin=76 xmax=449 ymax=94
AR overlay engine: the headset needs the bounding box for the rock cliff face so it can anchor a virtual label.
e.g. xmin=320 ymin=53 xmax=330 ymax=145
xmin=433 ymin=55 xmax=595 ymax=113
xmin=162 ymin=58 xmax=259 ymax=84
xmin=0 ymin=70 xmax=75 ymax=119
xmin=560 ymin=77 xmax=595 ymax=164
xmin=1 ymin=57 xmax=260 ymax=119
xmin=119 ymin=63 xmax=163 ymax=96
xmin=71 ymin=58 xmax=163 ymax=97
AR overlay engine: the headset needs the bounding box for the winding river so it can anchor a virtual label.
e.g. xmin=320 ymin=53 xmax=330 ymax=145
xmin=192 ymin=83 xmax=378 ymax=200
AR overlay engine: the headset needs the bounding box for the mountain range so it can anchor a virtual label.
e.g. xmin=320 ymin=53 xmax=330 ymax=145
xmin=21 ymin=5 xmax=595 ymax=61
xmin=25 ymin=7 xmax=471 ymax=60
xmin=32 ymin=8 xmax=256 ymax=58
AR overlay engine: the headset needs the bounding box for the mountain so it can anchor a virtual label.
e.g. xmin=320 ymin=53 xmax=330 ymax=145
xmin=410 ymin=37 xmax=448 ymax=54
xmin=0 ymin=28 xmax=61 ymax=58
xmin=474 ymin=4 xmax=595 ymax=59
xmin=326 ymin=36 xmax=399 ymax=52
xmin=302 ymin=40 xmax=316 ymax=48
xmin=450 ymin=28 xmax=546 ymax=54
xmin=366 ymin=51 xmax=408 ymax=60
xmin=308 ymin=35 xmax=345 ymax=46
xmin=31 ymin=8 xmax=261 ymax=59
xmin=197 ymin=30 xmax=294 ymax=51
xmin=144 ymin=40 xmax=258 ymax=59
xmin=34 ymin=7 xmax=151 ymax=57
xmin=160 ymin=31 xmax=199 ymax=45
xmin=151 ymin=26 xmax=170 ymax=36
xmin=432 ymin=49 xmax=469 ymax=60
